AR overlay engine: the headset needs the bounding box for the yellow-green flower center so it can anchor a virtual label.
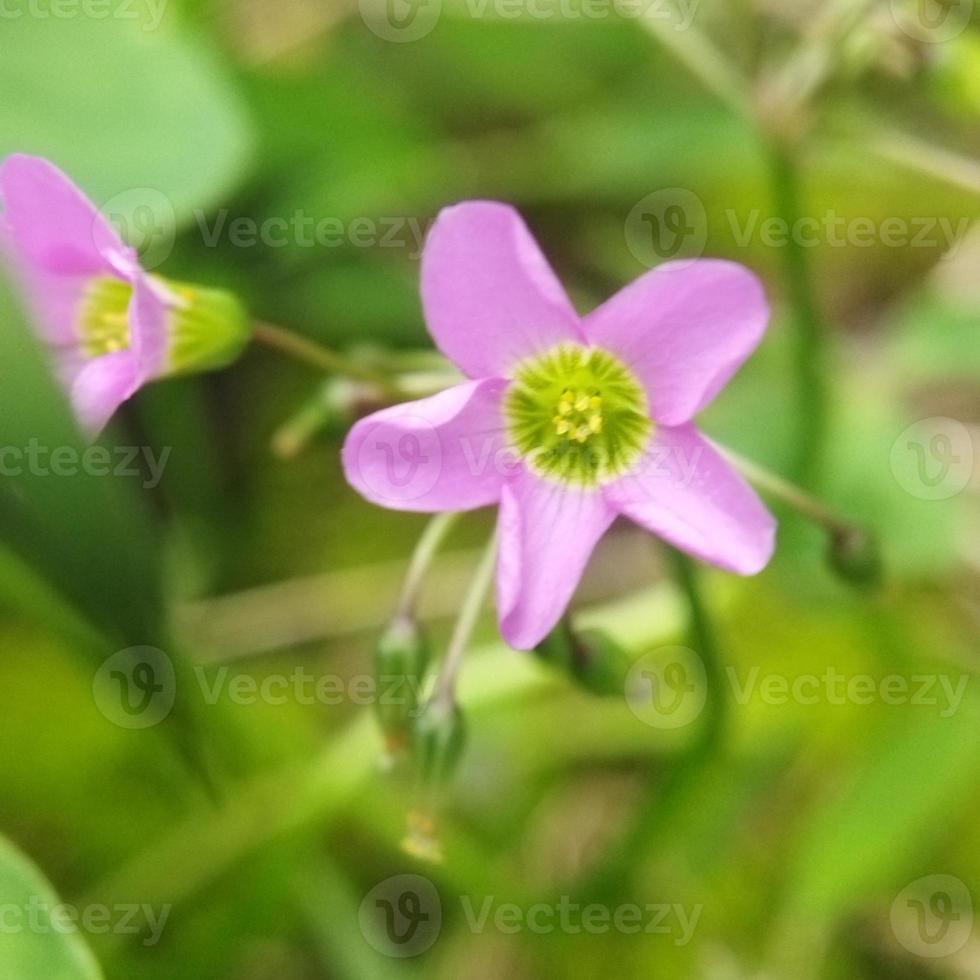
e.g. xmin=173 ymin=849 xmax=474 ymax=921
xmin=77 ymin=275 xmax=249 ymax=376
xmin=79 ymin=277 xmax=131 ymax=358
xmin=505 ymin=344 xmax=651 ymax=485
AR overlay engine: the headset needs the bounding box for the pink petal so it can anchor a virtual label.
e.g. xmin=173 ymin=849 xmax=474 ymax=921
xmin=497 ymin=468 xmax=616 ymax=650
xmin=603 ymin=424 xmax=776 ymax=574
xmin=0 ymin=155 xmax=133 ymax=277
xmin=421 ymin=201 xmax=583 ymax=378
xmin=129 ymin=274 xmax=170 ymax=379
xmin=0 ymin=251 xmax=90 ymax=347
xmin=342 ymin=378 xmax=511 ymax=512
xmin=69 ymin=350 xmax=141 ymax=435
xmin=582 ymin=259 xmax=769 ymax=426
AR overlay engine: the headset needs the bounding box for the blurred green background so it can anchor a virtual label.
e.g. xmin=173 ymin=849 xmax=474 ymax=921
xmin=1 ymin=0 xmax=979 ymax=977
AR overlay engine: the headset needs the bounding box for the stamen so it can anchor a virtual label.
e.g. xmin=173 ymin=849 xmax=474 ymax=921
xmin=78 ymin=277 xmax=132 ymax=358
xmin=506 ymin=343 xmax=650 ymax=485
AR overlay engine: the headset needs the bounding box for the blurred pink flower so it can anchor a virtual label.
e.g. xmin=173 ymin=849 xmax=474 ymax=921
xmin=0 ymin=154 xmax=245 ymax=434
xmin=343 ymin=201 xmax=777 ymax=649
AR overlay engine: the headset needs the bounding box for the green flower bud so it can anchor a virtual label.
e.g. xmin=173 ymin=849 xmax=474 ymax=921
xmin=569 ymin=629 xmax=634 ymax=697
xmin=536 ymin=622 xmax=633 ymax=697
xmin=827 ymin=526 xmax=883 ymax=588
xmin=159 ymin=277 xmax=250 ymax=376
xmin=374 ymin=615 xmax=431 ymax=754
xmin=411 ymin=697 xmax=465 ymax=791
xmin=534 ymin=620 xmax=577 ymax=670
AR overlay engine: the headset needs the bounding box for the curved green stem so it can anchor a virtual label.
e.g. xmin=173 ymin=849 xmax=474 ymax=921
xmin=252 ymin=320 xmax=399 ymax=395
xmin=396 ymin=513 xmax=461 ymax=620
xmin=670 ymin=550 xmax=726 ymax=750
xmin=718 ymin=443 xmax=850 ymax=535
xmin=433 ymin=529 xmax=498 ymax=710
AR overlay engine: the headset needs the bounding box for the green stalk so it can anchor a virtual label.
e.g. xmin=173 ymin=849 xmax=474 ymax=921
xmin=252 ymin=320 xmax=400 ymax=396
xmin=669 ymin=550 xmax=726 ymax=751
xmin=396 ymin=513 xmax=460 ymax=620
xmin=768 ymin=143 xmax=830 ymax=489
xmin=432 ymin=530 xmax=498 ymax=710
xmin=718 ymin=443 xmax=850 ymax=535
xmin=582 ymin=549 xmax=726 ymax=898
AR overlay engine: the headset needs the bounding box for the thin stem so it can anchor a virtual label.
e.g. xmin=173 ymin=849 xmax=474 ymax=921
xmin=717 ymin=443 xmax=851 ymax=535
xmin=252 ymin=321 xmax=398 ymax=394
xmin=767 ymin=143 xmax=830 ymax=489
xmin=581 ymin=548 xmax=726 ymax=900
xmin=396 ymin=513 xmax=461 ymax=620
xmin=670 ymin=550 xmax=726 ymax=752
xmin=637 ymin=6 xmax=751 ymax=120
xmin=433 ymin=529 xmax=498 ymax=710
xmin=870 ymin=127 xmax=980 ymax=197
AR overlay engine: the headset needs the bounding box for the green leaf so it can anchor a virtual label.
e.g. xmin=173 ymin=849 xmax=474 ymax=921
xmin=0 ymin=835 xmax=104 ymax=980
xmin=0 ymin=16 xmax=253 ymax=236
xmin=0 ymin=274 xmax=164 ymax=650
xmin=771 ymin=692 xmax=980 ymax=972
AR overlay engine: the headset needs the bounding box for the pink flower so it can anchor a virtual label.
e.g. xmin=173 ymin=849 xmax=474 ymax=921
xmin=342 ymin=201 xmax=777 ymax=650
xmin=0 ymin=154 xmax=247 ymax=434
